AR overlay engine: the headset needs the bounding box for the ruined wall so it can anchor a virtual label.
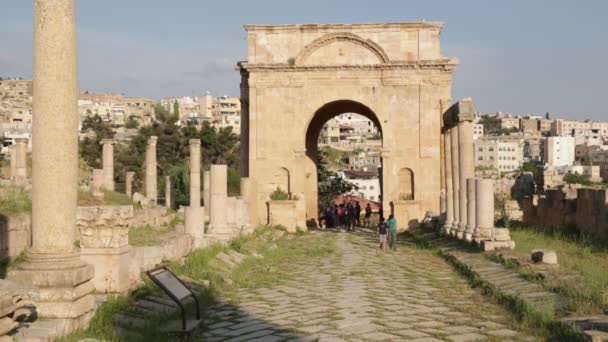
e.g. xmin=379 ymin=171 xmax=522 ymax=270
xmin=0 ymin=214 xmax=31 ymax=261
xmin=521 ymin=186 xmax=608 ymax=236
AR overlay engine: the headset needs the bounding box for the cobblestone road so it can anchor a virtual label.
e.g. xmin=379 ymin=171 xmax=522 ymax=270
xmin=198 ymin=229 xmax=535 ymax=341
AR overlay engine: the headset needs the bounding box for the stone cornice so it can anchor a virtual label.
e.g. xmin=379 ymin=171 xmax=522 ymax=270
xmin=295 ymin=32 xmax=390 ymax=65
xmin=244 ymin=22 xmax=444 ymax=32
xmin=238 ymin=59 xmax=458 ymax=72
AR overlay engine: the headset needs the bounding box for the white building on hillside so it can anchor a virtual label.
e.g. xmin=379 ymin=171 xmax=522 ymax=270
xmin=337 ymin=170 xmax=381 ymax=202
xmin=544 ymin=136 xmax=575 ymax=167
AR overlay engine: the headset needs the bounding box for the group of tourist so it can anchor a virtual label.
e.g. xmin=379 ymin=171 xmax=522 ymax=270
xmin=321 ymin=201 xmax=362 ymax=231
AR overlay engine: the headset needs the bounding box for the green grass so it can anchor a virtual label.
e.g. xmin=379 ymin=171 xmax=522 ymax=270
xmin=128 ymin=224 xmax=174 ymax=246
xmin=77 ymin=190 xmax=133 ymax=206
xmin=61 ymin=226 xmax=336 ymax=341
xmin=0 ymin=185 xmax=31 ymax=216
xmin=506 ymin=222 xmax=608 ymax=315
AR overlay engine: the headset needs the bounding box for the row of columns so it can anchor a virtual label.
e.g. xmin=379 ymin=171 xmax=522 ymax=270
xmin=441 ymin=103 xmax=499 ymax=245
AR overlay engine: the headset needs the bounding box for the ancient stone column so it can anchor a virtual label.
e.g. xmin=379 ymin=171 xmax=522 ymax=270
xmin=185 ymin=139 xmax=204 ymax=248
xmin=9 ymin=144 xmax=16 ymax=184
xmin=8 ymin=0 xmax=95 ymax=331
xmin=442 ymin=131 xmax=453 ymax=234
xmin=14 ymin=138 xmax=28 ymax=187
xmin=475 ymin=178 xmax=494 ymax=242
xmin=450 ymin=127 xmax=460 ymax=235
xmin=189 ymin=140 xmax=201 ymax=208
xmin=208 ymin=165 xmax=228 ymax=238
xmin=465 ymin=178 xmax=476 ymax=242
xmin=165 ymin=176 xmax=174 ymax=209
xmin=145 ymin=136 xmax=158 ymax=205
xmin=203 ymin=170 xmax=210 ymax=217
xmin=457 ymin=120 xmax=474 ymax=239
xmin=125 ymin=171 xmax=135 ymax=197
xmin=91 ymin=169 xmax=104 ymax=198
xmin=100 ymin=139 xmax=115 ymax=191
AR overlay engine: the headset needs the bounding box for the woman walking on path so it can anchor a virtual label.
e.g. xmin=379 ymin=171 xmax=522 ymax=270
xmin=387 ymin=214 xmax=397 ymax=250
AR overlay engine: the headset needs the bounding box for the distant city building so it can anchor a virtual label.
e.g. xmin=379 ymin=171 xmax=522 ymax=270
xmin=523 ymin=138 xmax=544 ymax=163
xmin=161 ymin=94 xmax=241 ymax=133
xmin=337 ymin=170 xmax=381 ymax=202
xmin=348 ymin=150 xmax=382 ymax=171
xmin=544 ymin=136 xmax=575 ymax=167
xmin=79 ymin=92 xmax=156 ymax=127
xmin=473 ymin=123 xmax=484 ymax=140
xmin=500 ymin=116 xmax=521 ymax=130
xmin=318 ymin=113 xmax=379 ymax=149
xmin=0 ymin=78 xmax=33 ymax=128
xmin=573 ymin=128 xmax=603 ymax=146
xmin=474 ymin=137 xmax=524 ymax=172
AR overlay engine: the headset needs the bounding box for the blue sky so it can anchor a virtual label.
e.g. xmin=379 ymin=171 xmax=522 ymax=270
xmin=1 ymin=0 xmax=606 ymax=120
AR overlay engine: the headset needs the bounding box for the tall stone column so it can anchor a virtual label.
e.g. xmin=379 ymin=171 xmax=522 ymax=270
xmin=165 ymin=176 xmax=174 ymax=209
xmin=203 ymin=170 xmax=210 ymax=217
xmin=9 ymin=144 xmax=16 ymax=184
xmin=100 ymin=139 xmax=115 ymax=192
xmin=125 ymin=171 xmax=135 ymax=197
xmin=457 ymin=120 xmax=474 ymax=239
xmin=475 ymin=178 xmax=494 ymax=242
xmin=8 ymin=0 xmax=95 ymax=332
xmin=145 ymin=136 xmax=158 ymax=206
xmin=465 ymin=178 xmax=476 ymax=242
xmin=14 ymin=138 xmax=28 ymax=187
xmin=450 ymin=127 xmax=460 ymax=235
xmin=442 ymin=131 xmax=453 ymax=234
xmin=185 ymin=139 xmax=204 ymax=248
xmin=208 ymin=165 xmax=228 ymax=239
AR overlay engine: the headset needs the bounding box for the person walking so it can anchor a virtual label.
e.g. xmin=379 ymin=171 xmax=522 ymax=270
xmin=346 ymin=202 xmax=355 ymax=231
xmin=387 ymin=214 xmax=397 ymax=250
xmin=338 ymin=204 xmax=346 ymax=230
xmin=364 ymin=203 xmax=372 ymax=228
xmin=377 ymin=217 xmax=388 ymax=251
xmin=354 ymin=201 xmax=361 ymax=227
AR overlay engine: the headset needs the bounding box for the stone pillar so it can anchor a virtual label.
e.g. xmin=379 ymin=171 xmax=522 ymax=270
xmin=442 ymin=131 xmax=453 ymax=234
xmin=8 ymin=0 xmax=95 ymax=332
xmin=165 ymin=176 xmax=174 ymax=209
xmin=465 ymin=178 xmax=476 ymax=242
xmin=189 ymin=140 xmax=201 ymax=208
xmin=240 ymin=177 xmax=255 ymax=230
xmin=145 ymin=136 xmax=158 ymax=206
xmin=100 ymin=139 xmax=115 ymax=192
xmin=475 ymin=179 xmax=494 ymax=242
xmin=185 ymin=139 xmax=204 ymax=248
xmin=457 ymin=120 xmax=474 ymax=239
xmin=125 ymin=171 xmax=135 ymax=198
xmin=14 ymin=138 xmax=28 ymax=187
xmin=203 ymin=170 xmax=210 ymax=218
xmin=208 ymin=165 xmax=228 ymax=239
xmin=450 ymin=127 xmax=460 ymax=235
xmin=9 ymin=144 xmax=16 ymax=184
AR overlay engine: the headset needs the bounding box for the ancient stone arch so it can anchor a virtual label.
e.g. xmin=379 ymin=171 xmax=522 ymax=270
xmin=239 ymin=22 xmax=458 ymax=228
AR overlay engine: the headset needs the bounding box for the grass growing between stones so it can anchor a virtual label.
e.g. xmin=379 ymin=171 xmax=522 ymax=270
xmin=402 ymin=227 xmax=585 ymax=341
xmin=498 ymin=222 xmax=608 ymax=315
xmin=128 ymin=224 xmax=175 ymax=246
xmin=0 ymin=185 xmax=31 ymax=216
xmin=61 ymin=226 xmax=335 ymax=341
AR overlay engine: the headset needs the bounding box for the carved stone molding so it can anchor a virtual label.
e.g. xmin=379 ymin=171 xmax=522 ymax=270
xmin=295 ymin=32 xmax=390 ymax=65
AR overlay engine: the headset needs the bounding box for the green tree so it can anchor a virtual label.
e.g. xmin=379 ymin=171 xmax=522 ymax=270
xmin=79 ymin=115 xmax=114 ymax=169
xmin=518 ymin=161 xmax=538 ymax=177
xmin=479 ymin=116 xmax=502 ymax=135
xmin=316 ymin=149 xmax=357 ymax=212
xmin=564 ymin=172 xmax=592 ymax=186
xmin=173 ymin=100 xmax=180 ymax=119
xmin=154 ymin=103 xmax=171 ymax=122
xmin=125 ymin=115 xmax=139 ymax=129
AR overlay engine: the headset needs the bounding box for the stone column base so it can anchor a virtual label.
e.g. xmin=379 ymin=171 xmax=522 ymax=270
xmin=480 ymin=240 xmax=516 ymax=251
xmin=440 ymin=225 xmax=451 ymax=235
xmin=464 ymin=232 xmax=474 ymax=242
xmin=185 ymin=206 xmax=205 ymax=248
xmin=7 ymin=252 xmax=95 ymax=331
xmin=80 ymin=246 xmax=133 ymax=294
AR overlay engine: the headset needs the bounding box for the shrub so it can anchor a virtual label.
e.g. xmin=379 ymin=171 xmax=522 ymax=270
xmin=270 ymin=187 xmax=289 ymax=201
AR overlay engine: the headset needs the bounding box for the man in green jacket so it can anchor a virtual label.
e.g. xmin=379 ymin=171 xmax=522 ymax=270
xmin=387 ymin=214 xmax=397 ymax=250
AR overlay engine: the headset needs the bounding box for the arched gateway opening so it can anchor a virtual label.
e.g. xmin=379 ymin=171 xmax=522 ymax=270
xmin=304 ymin=100 xmax=383 ymax=224
xmin=238 ymin=22 xmax=458 ymax=231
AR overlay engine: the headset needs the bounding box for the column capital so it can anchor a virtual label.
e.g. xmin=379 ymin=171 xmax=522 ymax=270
xmin=100 ymin=138 xmax=115 ymax=145
xmin=147 ymin=136 xmax=158 ymax=145
xmin=189 ymin=139 xmax=201 ymax=146
xmin=14 ymin=137 xmax=29 ymax=144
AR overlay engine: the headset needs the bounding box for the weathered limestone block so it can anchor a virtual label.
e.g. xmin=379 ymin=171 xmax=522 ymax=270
xmin=392 ymin=200 xmax=421 ymax=231
xmin=531 ymin=250 xmax=558 ymax=265
xmin=267 ymin=201 xmax=297 ymax=233
xmin=0 ymin=280 xmax=36 ymax=337
xmin=132 ymin=192 xmax=148 ymax=207
xmin=0 ymin=214 xmax=31 ymax=261
xmin=125 ymin=171 xmax=135 ymax=198
xmin=504 ymin=199 xmax=523 ymax=221
xmin=185 ymin=206 xmax=204 ymax=248
xmin=13 ymin=138 xmax=28 ymax=188
xmin=159 ymin=232 xmax=193 ymax=261
xmin=101 ymin=139 xmax=115 ymax=192
xmin=80 ymin=246 xmax=133 ymax=294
